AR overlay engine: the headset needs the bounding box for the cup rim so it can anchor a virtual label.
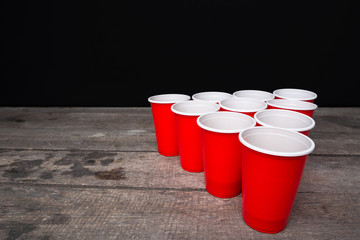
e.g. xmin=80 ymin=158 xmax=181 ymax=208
xmin=197 ymin=111 xmax=256 ymax=133
xmin=239 ymin=126 xmax=315 ymax=157
xmin=266 ymin=99 xmax=318 ymax=111
xmin=273 ymin=88 xmax=317 ymax=101
xmin=219 ymin=97 xmax=267 ymax=113
xmin=192 ymin=91 xmax=233 ymax=103
xmin=148 ymin=94 xmax=190 ymax=104
xmin=254 ymin=109 xmax=315 ymax=132
xmin=233 ymin=90 xmax=274 ymax=101
xmin=171 ymin=100 xmax=220 ymax=116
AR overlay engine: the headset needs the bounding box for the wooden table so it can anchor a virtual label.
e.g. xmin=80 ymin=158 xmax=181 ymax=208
xmin=0 ymin=107 xmax=359 ymax=239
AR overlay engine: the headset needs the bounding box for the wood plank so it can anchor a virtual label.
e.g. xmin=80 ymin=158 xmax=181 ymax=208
xmin=0 ymin=107 xmax=156 ymax=152
xmin=311 ymin=107 xmax=360 ymax=155
xmin=0 ymin=185 xmax=358 ymax=239
xmin=0 ymin=107 xmax=359 ymax=154
xmin=0 ymin=107 xmax=359 ymax=239
xmin=0 ymin=150 xmax=204 ymax=190
xmin=0 ymin=150 xmax=359 ymax=194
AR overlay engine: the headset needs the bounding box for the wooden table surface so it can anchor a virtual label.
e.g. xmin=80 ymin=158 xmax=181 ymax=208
xmin=0 ymin=107 xmax=359 ymax=239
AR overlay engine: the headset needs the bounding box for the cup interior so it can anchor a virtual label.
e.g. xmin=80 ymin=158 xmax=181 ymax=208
xmin=148 ymin=94 xmax=190 ymax=104
xmin=197 ymin=112 xmax=256 ymax=133
xmin=267 ymin=99 xmax=317 ymax=110
xmin=220 ymin=98 xmax=267 ymax=112
xmin=171 ymin=101 xmax=220 ymax=116
xmin=239 ymin=127 xmax=315 ymax=157
xmin=192 ymin=92 xmax=233 ymax=103
xmin=273 ymin=88 xmax=317 ymax=101
xmin=255 ymin=109 xmax=315 ymax=131
xmin=233 ymin=90 xmax=274 ymax=101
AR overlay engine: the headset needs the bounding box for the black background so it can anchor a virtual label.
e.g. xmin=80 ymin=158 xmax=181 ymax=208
xmin=2 ymin=1 xmax=358 ymax=107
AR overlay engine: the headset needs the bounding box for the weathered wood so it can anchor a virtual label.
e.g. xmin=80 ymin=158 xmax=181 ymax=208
xmin=0 ymin=150 xmax=205 ymax=190
xmin=0 ymin=107 xmax=156 ymax=152
xmin=0 ymin=107 xmax=359 ymax=239
xmin=0 ymin=150 xmax=359 ymax=194
xmin=0 ymin=107 xmax=359 ymax=154
xmin=0 ymin=185 xmax=359 ymax=240
xmin=311 ymin=108 xmax=360 ymax=155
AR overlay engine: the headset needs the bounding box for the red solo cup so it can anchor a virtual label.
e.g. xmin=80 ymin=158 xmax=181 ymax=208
xmin=192 ymin=91 xmax=233 ymax=104
xmin=197 ymin=112 xmax=256 ymax=198
xmin=233 ymin=90 xmax=274 ymax=102
xmin=148 ymin=94 xmax=190 ymax=156
xmin=266 ymin=99 xmax=317 ymax=118
xmin=273 ymin=88 xmax=317 ymax=103
xmin=219 ymin=97 xmax=267 ymax=117
xmin=239 ymin=127 xmax=315 ymax=233
xmin=171 ymin=101 xmax=220 ymax=172
xmin=254 ymin=109 xmax=315 ymax=136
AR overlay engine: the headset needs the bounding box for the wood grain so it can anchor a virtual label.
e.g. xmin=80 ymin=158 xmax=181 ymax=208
xmin=1 ymin=185 xmax=359 ymax=240
xmin=0 ymin=107 xmax=359 ymax=154
xmin=0 ymin=150 xmax=359 ymax=194
xmin=0 ymin=107 xmax=359 ymax=239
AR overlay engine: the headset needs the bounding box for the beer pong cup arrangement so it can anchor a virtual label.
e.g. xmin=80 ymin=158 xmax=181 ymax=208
xmin=197 ymin=112 xmax=256 ymax=197
xmin=254 ymin=109 xmax=315 ymax=136
xmin=149 ymin=88 xmax=317 ymax=233
xmin=219 ymin=98 xmax=267 ymax=117
xmin=171 ymin=101 xmax=220 ymax=172
xmin=267 ymin=99 xmax=318 ymax=117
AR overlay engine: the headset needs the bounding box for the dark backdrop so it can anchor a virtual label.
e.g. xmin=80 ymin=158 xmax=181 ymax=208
xmin=2 ymin=1 xmax=358 ymax=107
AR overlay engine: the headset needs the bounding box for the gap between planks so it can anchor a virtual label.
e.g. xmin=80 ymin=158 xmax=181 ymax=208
xmin=0 ymin=147 xmax=157 ymax=153
xmin=0 ymin=181 xmax=326 ymax=195
xmin=1 ymin=147 xmax=360 ymax=157
xmin=0 ymin=181 xmax=206 ymax=192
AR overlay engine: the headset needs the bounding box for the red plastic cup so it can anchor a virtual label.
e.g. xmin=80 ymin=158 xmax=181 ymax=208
xmin=239 ymin=127 xmax=315 ymax=233
xmin=219 ymin=97 xmax=267 ymax=117
xmin=192 ymin=91 xmax=233 ymax=104
xmin=266 ymin=99 xmax=317 ymax=118
xmin=273 ymin=88 xmax=317 ymax=103
xmin=197 ymin=112 xmax=256 ymax=198
xmin=171 ymin=101 xmax=220 ymax=172
xmin=148 ymin=94 xmax=190 ymax=156
xmin=254 ymin=109 xmax=315 ymax=136
xmin=233 ymin=90 xmax=274 ymax=102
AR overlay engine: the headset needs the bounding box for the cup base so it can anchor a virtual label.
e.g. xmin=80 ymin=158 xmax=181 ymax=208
xmin=242 ymin=209 xmax=288 ymax=234
xmin=158 ymin=152 xmax=179 ymax=157
xmin=182 ymin=168 xmax=204 ymax=173
xmin=206 ymin=179 xmax=241 ymax=198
